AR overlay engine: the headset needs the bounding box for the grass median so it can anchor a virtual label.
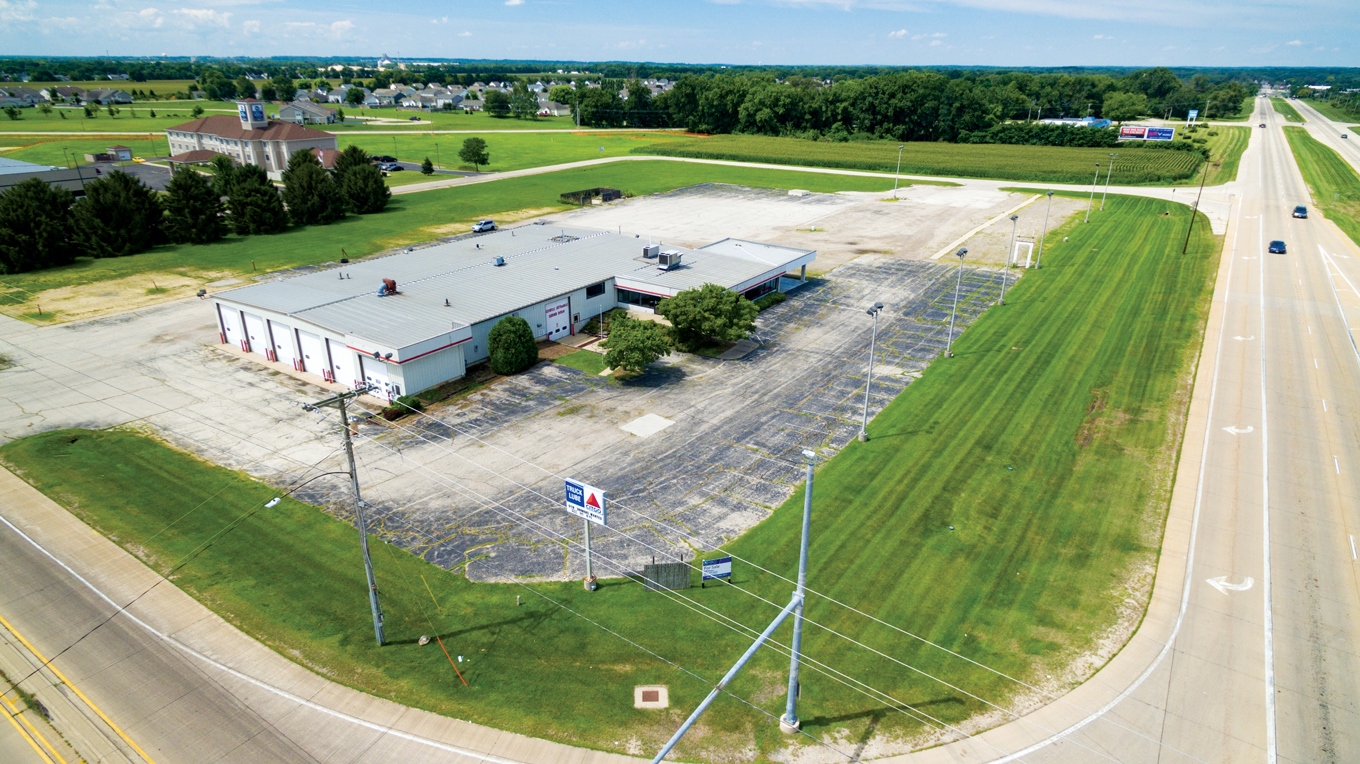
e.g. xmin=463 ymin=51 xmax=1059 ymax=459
xmin=0 ymin=193 xmax=1219 ymax=759
xmin=1271 ymin=98 xmax=1305 ymax=123
xmin=1284 ymin=126 xmax=1360 ymax=248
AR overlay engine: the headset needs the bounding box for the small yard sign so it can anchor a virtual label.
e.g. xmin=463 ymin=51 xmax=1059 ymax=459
xmin=701 ymin=556 xmax=733 ymax=581
xmin=564 ymin=478 xmax=607 ymax=525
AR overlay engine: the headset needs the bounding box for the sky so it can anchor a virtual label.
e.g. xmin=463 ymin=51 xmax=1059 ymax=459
xmin=1 ymin=0 xmax=1356 ymax=68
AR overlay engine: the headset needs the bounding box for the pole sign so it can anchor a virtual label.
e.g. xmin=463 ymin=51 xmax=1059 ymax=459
xmin=1187 ymin=109 xmax=1199 ymax=123
xmin=564 ymin=478 xmax=606 ymax=525
xmin=701 ymin=557 xmax=732 ymax=581
xmin=1145 ymin=127 xmax=1176 ymax=141
xmin=1118 ymin=126 xmax=1147 ymax=140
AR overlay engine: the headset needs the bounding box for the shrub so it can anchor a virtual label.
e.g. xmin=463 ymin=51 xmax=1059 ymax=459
xmin=163 ymin=166 xmax=225 ymax=244
xmin=71 ymin=170 xmax=164 ymax=258
xmin=753 ymin=292 xmax=787 ymax=311
xmin=333 ymin=146 xmax=390 ymax=214
xmin=656 ymin=283 xmax=758 ymax=352
xmin=0 ymin=178 xmax=78 ymax=274
xmin=226 ymin=165 xmax=289 ymax=235
xmin=600 ymin=317 xmax=671 ymax=374
xmin=488 ymin=316 xmax=538 ymax=375
xmin=281 ymin=149 xmax=345 ymax=226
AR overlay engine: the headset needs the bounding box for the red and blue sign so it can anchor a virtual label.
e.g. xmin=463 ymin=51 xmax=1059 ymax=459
xmin=1145 ymin=127 xmax=1176 ymax=141
xmin=565 ymin=478 xmax=607 ymax=525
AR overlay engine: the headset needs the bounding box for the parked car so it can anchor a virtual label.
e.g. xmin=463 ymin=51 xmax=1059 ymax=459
xmin=378 ymin=162 xmax=403 ymax=172
xmin=1293 ymin=205 xmax=1308 ymax=219
xmin=1268 ymin=240 xmax=1287 ymax=254
xmin=471 ymin=219 xmax=496 ymax=233
xmin=372 ymin=154 xmax=397 ymax=163
xmin=408 ymin=116 xmax=420 ymax=121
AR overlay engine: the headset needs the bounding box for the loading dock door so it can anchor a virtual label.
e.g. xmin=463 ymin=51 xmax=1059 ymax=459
xmin=297 ymin=331 xmax=329 ymax=378
xmin=361 ymin=356 xmax=394 ymax=401
xmin=546 ymin=297 xmax=571 ymax=341
xmin=269 ymin=320 xmax=299 ymax=368
xmin=242 ymin=313 xmax=267 ymax=355
xmin=218 ymin=305 xmax=245 ymax=349
xmin=328 ymin=339 xmax=359 ymax=389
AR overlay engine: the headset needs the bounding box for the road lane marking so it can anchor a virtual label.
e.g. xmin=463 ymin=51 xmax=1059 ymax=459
xmin=1315 ymin=358 xmax=1319 ymax=368
xmin=0 ymin=614 xmax=157 ymax=764
xmin=1259 ymin=212 xmax=1279 ymax=764
xmin=0 ymin=693 xmax=67 ymax=764
xmin=1351 ymin=535 xmax=1357 ymax=560
xmin=1323 ymin=399 xmax=1328 ymax=411
xmin=1319 ymin=246 xmax=1360 ymax=368
xmin=1223 ymin=425 xmax=1254 ymax=435
xmin=1234 ymin=335 xmax=1256 ymax=340
xmin=0 ymin=695 xmax=56 ymax=764
xmin=1207 ymin=575 xmax=1255 ymax=594
xmin=1335 ymin=456 xmax=1341 ymax=474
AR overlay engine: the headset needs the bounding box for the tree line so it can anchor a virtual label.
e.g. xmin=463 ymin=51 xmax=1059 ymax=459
xmin=0 ymin=146 xmax=390 ymax=275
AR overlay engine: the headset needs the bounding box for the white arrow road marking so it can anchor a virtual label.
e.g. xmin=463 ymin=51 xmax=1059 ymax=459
xmin=1207 ymin=575 xmax=1255 ymax=595
xmin=1223 ymin=425 xmax=1255 ymax=435
xmin=1242 ymin=256 xmax=1258 ymax=260
xmin=1233 ymin=335 xmax=1256 ymax=341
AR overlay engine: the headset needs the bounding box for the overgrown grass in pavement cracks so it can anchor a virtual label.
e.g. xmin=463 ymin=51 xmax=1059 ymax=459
xmin=0 ymin=194 xmax=1219 ymax=758
xmin=0 ymin=161 xmax=892 ymax=321
xmin=1284 ymin=126 xmax=1360 ymax=249
xmin=1270 ymin=98 xmax=1306 ymax=123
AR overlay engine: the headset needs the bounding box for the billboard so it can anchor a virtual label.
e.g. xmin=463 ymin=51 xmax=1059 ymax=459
xmin=564 ymin=478 xmax=606 ymax=525
xmin=250 ymin=103 xmax=266 ymax=123
xmin=1187 ymin=109 xmax=1199 ymax=122
xmin=1118 ymin=126 xmax=1147 ymax=140
xmin=1119 ymin=126 xmax=1175 ymax=142
xmin=702 ymin=557 xmax=733 ymax=581
xmin=238 ymin=103 xmax=249 ymax=122
xmin=1145 ymin=127 xmax=1176 ymax=141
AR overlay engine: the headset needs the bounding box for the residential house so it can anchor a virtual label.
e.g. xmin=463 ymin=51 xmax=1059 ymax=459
xmin=83 ymin=88 xmax=133 ymax=105
xmin=537 ymin=100 xmax=571 ymax=117
xmin=459 ymin=99 xmax=484 ymax=112
xmin=369 ymin=88 xmax=401 ymax=107
xmin=107 ymin=74 xmax=130 ymax=81
xmin=0 ymin=86 xmax=44 ymax=107
xmin=279 ymin=100 xmax=338 ymax=125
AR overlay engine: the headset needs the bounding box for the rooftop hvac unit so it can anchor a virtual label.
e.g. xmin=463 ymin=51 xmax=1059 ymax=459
xmin=493 ymin=256 xmax=506 ymax=266
xmin=642 ymin=244 xmax=660 ymax=259
xmin=657 ymin=251 xmax=682 ymax=271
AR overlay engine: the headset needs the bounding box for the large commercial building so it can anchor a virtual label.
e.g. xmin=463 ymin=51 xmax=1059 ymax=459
xmin=165 ymin=99 xmax=337 ymax=176
xmin=210 ymin=225 xmax=815 ymax=400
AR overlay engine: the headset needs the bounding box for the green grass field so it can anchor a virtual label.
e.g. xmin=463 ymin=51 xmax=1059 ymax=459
xmin=1284 ymin=126 xmax=1360 ymax=248
xmin=553 ymin=349 xmax=607 ymax=376
xmin=339 ymin=131 xmax=690 ymax=172
xmin=637 ymin=134 xmax=1206 ymax=184
xmin=0 ymin=161 xmax=893 ymax=321
xmin=1192 ymin=126 xmax=1250 ymax=186
xmin=1301 ymin=99 xmax=1360 ymax=123
xmin=0 ymin=194 xmax=1220 ymax=758
xmin=1271 ymin=98 xmax=1305 ymax=123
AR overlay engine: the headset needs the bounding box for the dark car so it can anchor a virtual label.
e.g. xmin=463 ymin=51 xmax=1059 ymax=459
xmin=1268 ymin=240 xmax=1287 ymax=254
xmin=1259 ymin=123 xmax=1267 ymax=128
xmin=372 ymin=155 xmax=397 ymax=163
xmin=378 ymin=162 xmax=403 ymax=172
xmin=1293 ymin=205 xmax=1308 ymax=218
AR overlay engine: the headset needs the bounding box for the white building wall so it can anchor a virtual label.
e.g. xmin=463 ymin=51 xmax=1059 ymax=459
xmin=398 ymin=345 xmax=467 ymax=394
xmin=463 ymin=284 xmax=616 ymax=364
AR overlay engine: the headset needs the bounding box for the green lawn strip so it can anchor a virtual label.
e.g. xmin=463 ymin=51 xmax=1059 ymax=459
xmin=5 ymin=136 xmax=166 ymax=166
xmin=634 ymin=134 xmax=1205 ymax=185
xmin=1210 ymin=96 xmax=1256 ymax=122
xmin=1301 ymin=100 xmax=1359 ymax=123
xmin=1284 ymin=126 xmax=1360 ymax=248
xmin=0 ymin=195 xmax=1219 ymax=758
xmin=337 ymin=131 xmax=690 ymax=173
xmin=334 ymin=110 xmax=581 ymax=131
xmin=0 ymin=161 xmax=891 ymax=316
xmin=1270 ymin=98 xmax=1305 ymax=123
xmin=553 ymin=349 xmax=607 ymax=376
xmin=1181 ymin=126 xmax=1250 ymax=187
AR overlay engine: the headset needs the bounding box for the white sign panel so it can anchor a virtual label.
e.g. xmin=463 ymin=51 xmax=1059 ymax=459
xmin=564 ymin=478 xmax=607 ymax=525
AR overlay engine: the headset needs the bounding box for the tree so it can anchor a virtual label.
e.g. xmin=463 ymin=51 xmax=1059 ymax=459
xmin=345 ymin=86 xmax=365 ymax=106
xmin=1102 ymin=92 xmax=1148 ymax=123
xmin=2 ymin=106 xmax=19 ymax=121
xmin=487 ymin=316 xmax=538 ymax=375
xmin=484 ymin=89 xmax=511 ymax=118
xmin=0 ymin=178 xmax=78 ymax=274
xmin=259 ymin=85 xmax=277 ymax=102
xmin=38 ymin=103 xmax=52 ymax=115
xmin=234 ymin=76 xmax=256 ymax=100
xmin=280 ymin=149 xmax=345 ymax=226
xmin=509 ymin=83 xmax=538 ymax=119
xmin=71 ymin=170 xmax=164 ymax=258
xmin=656 ymin=283 xmax=759 ymax=351
xmin=106 ymin=104 xmax=118 ymax=117
xmin=458 ymin=137 xmax=489 ymax=171
xmin=148 ymin=108 xmax=156 ymax=118
xmin=335 ymin=107 xmax=345 ymax=122
xmin=420 ymin=157 xmax=434 ymax=175
xmin=270 ymin=75 xmax=295 ymax=101
xmin=163 ymin=166 xmax=225 ymax=244
xmin=191 ymin=104 xmax=204 ymax=118
xmin=600 ymin=317 xmax=670 ymax=374
xmin=547 ymin=84 xmax=576 ymax=105
xmin=226 ymin=165 xmax=289 ymax=235
xmin=208 ymin=154 xmax=239 ymax=197
xmin=333 ymin=145 xmax=390 ymax=214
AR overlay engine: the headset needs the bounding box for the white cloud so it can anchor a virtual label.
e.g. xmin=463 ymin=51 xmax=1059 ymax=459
xmin=327 ymin=19 xmax=354 ymax=36
xmin=1093 ymin=33 xmax=1109 ymax=39
xmin=242 ymin=18 xmax=259 ymax=32
xmin=0 ymin=0 xmax=38 ymax=24
xmin=930 ymin=38 xmax=943 ymax=46
xmin=173 ymin=7 xmax=231 ymax=27
xmin=931 ymin=31 xmax=946 ymax=37
xmin=139 ymin=6 xmax=164 ymax=27
xmin=1286 ymin=38 xmax=1302 ymax=45
xmin=458 ymin=30 xmax=472 ymax=36
xmin=504 ymin=0 xmax=523 ymax=5
xmin=889 ymin=28 xmax=907 ymax=37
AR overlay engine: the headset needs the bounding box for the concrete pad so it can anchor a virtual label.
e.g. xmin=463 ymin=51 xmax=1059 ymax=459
xmin=619 ymin=413 xmax=675 ymax=438
xmin=717 ymin=339 xmax=760 ymax=360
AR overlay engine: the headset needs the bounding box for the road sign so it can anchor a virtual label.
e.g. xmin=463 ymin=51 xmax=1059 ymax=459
xmin=1118 ymin=126 xmax=1147 ymax=140
xmin=1145 ymin=127 xmax=1176 ymax=141
xmin=702 ymin=557 xmax=732 ymax=581
xmin=564 ymin=478 xmax=607 ymax=525
xmin=1187 ymin=109 xmax=1199 ymax=122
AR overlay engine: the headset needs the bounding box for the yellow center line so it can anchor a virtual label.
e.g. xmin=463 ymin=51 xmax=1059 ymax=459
xmin=0 ymin=613 xmax=156 ymax=764
xmin=1 ymin=693 xmax=68 ymax=764
xmin=1 ymin=699 xmax=55 ymax=764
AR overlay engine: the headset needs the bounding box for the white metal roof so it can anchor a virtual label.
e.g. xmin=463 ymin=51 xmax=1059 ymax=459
xmin=215 ymin=225 xmax=814 ymax=351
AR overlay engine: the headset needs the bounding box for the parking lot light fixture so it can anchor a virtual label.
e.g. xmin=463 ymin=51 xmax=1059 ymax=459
xmin=1036 ymin=191 xmax=1054 ymax=269
xmin=893 ymin=145 xmax=905 ymax=197
xmin=947 ymin=248 xmax=966 ymax=358
xmin=859 ymin=302 xmax=884 ymax=442
xmin=1001 ymin=214 xmax=1018 ymax=306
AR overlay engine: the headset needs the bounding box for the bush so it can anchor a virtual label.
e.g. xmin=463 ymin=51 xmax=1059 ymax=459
xmin=581 ymin=307 xmax=629 ymax=335
xmin=333 ymin=146 xmax=390 ymax=214
xmin=281 ymin=149 xmax=345 ymax=226
xmin=226 ymin=165 xmax=289 ymax=235
xmin=656 ymin=283 xmax=758 ymax=352
xmin=0 ymin=178 xmax=78 ymax=274
xmin=381 ymin=394 xmax=424 ymax=420
xmin=488 ymin=316 xmax=538 ymax=375
xmin=753 ymin=292 xmax=787 ymax=311
xmin=71 ymin=170 xmax=164 ymax=258
xmin=163 ymin=166 xmax=225 ymax=244
xmin=600 ymin=317 xmax=671 ymax=374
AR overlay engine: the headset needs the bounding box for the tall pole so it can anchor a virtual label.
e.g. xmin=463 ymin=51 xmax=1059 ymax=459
xmin=1085 ymin=163 xmax=1099 ymax=223
xmin=1182 ymin=156 xmax=1211 ymax=255
xmin=946 ymin=248 xmax=966 ymax=358
xmin=1001 ymin=214 xmax=1018 ymax=305
xmin=858 ymin=303 xmax=883 ymax=442
xmin=1036 ymin=191 xmax=1054 ymax=269
xmin=335 ymin=393 xmax=386 ymax=646
xmin=893 ymin=145 xmax=904 ymax=197
xmin=1101 ymin=153 xmax=1116 ymax=211
xmin=583 ymin=517 xmax=596 ymax=591
xmin=781 ymin=450 xmax=817 ymax=734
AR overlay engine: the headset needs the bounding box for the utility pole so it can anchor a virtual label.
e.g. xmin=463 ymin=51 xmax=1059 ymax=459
xmin=1101 ymin=154 xmax=1117 ymax=211
xmin=1036 ymin=191 xmax=1054 ymax=269
xmin=305 ymin=386 xmax=385 ymax=646
xmin=946 ymin=248 xmax=967 ymax=358
xmin=859 ymin=303 xmax=884 ymax=442
xmin=1001 ymin=214 xmax=1018 ymax=306
xmin=781 ymin=450 xmax=817 ymax=733
xmin=1085 ymin=163 xmax=1100 ymax=223
xmin=892 ymin=145 xmax=905 ymax=198
xmin=1182 ymin=156 xmax=1212 ymax=255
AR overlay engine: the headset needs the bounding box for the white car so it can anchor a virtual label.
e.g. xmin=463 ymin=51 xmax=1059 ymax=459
xmin=471 ymin=220 xmax=496 ymax=233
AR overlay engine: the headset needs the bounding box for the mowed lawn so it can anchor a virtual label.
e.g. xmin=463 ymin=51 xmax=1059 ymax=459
xmin=0 ymin=195 xmax=1220 ymax=759
xmin=337 ymin=130 xmax=692 ymax=172
xmin=0 ymin=161 xmax=891 ymax=321
xmin=1271 ymin=98 xmax=1305 ymax=123
xmin=1284 ymin=126 xmax=1360 ymax=248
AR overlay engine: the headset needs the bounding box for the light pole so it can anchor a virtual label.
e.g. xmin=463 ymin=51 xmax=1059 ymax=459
xmin=1036 ymin=191 xmax=1054 ymax=269
xmin=1101 ymin=153 xmax=1117 ymax=211
xmin=859 ymin=302 xmax=884 ymax=442
xmin=1085 ymin=163 xmax=1099 ymax=223
xmin=304 ymin=386 xmax=386 ymax=646
xmin=1001 ymin=214 xmax=1018 ymax=305
xmin=892 ymin=144 xmax=905 ymax=197
xmin=946 ymin=248 xmax=966 ymax=358
xmin=780 ymin=449 xmax=817 ymax=734
xmin=435 ymin=142 xmax=441 ymax=170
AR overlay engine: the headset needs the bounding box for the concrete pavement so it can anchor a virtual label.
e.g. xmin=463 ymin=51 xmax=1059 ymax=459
xmin=1290 ymin=99 xmax=1360 ymax=176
